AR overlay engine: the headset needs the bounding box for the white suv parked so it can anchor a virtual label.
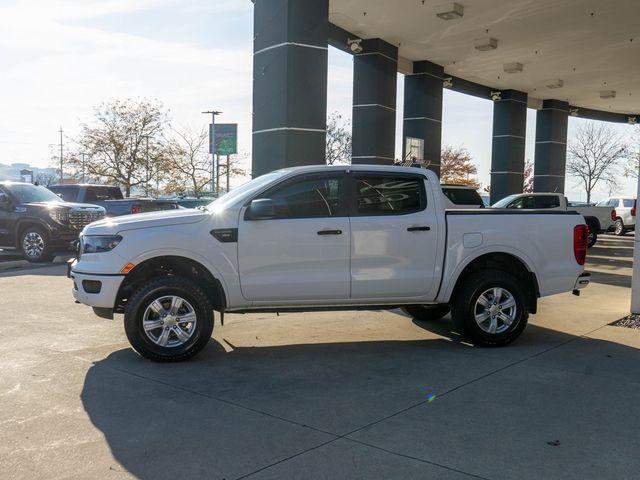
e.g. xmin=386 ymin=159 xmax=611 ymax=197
xmin=596 ymin=197 xmax=636 ymax=235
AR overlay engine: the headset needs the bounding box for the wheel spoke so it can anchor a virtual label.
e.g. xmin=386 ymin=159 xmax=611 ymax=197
xmin=176 ymin=312 xmax=197 ymax=325
xmin=477 ymin=296 xmax=491 ymax=308
xmin=475 ymin=313 xmax=487 ymax=324
xmin=499 ymin=297 xmax=516 ymax=310
xmin=170 ymin=296 xmax=183 ymax=314
xmin=156 ymin=328 xmax=171 ymax=346
xmin=172 ymin=326 xmax=190 ymax=343
xmin=492 ymin=288 xmax=503 ymax=302
xmin=488 ymin=316 xmax=498 ymax=333
xmin=498 ymin=312 xmax=513 ymax=327
xmin=149 ymin=300 xmax=165 ymax=315
xmin=143 ymin=319 xmax=164 ymax=332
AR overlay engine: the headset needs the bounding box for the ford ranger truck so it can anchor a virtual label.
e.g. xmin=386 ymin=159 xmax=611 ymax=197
xmin=69 ymin=165 xmax=591 ymax=362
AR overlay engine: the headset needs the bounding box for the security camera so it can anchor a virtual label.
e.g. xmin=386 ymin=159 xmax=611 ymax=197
xmin=348 ymin=38 xmax=363 ymax=54
xmin=490 ymin=91 xmax=502 ymax=101
xmin=443 ymin=77 xmax=453 ymax=88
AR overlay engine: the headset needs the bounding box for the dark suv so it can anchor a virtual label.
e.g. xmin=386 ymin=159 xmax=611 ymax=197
xmin=0 ymin=182 xmax=105 ymax=262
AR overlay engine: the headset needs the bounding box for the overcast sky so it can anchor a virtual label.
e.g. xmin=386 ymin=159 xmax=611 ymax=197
xmin=0 ymin=0 xmax=637 ymax=200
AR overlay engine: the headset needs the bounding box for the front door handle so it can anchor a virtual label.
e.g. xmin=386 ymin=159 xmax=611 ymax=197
xmin=317 ymin=229 xmax=342 ymax=235
xmin=407 ymin=226 xmax=431 ymax=232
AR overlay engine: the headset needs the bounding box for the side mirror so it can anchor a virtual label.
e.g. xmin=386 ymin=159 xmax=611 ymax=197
xmin=246 ymin=198 xmax=276 ymax=220
xmin=0 ymin=193 xmax=10 ymax=211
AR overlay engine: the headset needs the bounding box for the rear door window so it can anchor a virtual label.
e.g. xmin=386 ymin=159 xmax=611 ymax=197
xmin=353 ymin=175 xmax=426 ymax=215
xmin=85 ymin=187 xmax=121 ymax=202
xmin=623 ymin=199 xmax=635 ymax=208
xmin=508 ymin=196 xmax=535 ymax=209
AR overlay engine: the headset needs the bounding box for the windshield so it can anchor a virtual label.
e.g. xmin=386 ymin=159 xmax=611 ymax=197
xmin=491 ymin=194 xmax=518 ymax=208
xmin=4 ymin=184 xmax=62 ymax=204
xmin=49 ymin=186 xmax=77 ymax=202
xmin=206 ymin=170 xmax=287 ymax=212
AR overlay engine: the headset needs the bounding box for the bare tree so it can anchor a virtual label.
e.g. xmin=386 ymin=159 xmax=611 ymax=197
xmin=73 ymin=99 xmax=169 ymax=196
xmin=623 ymin=126 xmax=640 ymax=178
xmin=523 ymin=158 xmax=534 ymax=193
xmin=566 ymin=122 xmax=627 ymax=203
xmin=326 ymin=112 xmax=351 ymax=165
xmin=164 ymin=127 xmax=211 ymax=196
xmin=34 ymin=170 xmax=59 ymax=187
xmin=440 ymin=145 xmax=481 ymax=188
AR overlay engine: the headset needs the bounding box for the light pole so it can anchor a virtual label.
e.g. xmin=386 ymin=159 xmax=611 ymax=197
xmin=202 ymin=110 xmax=222 ymax=194
xmin=631 ymin=147 xmax=640 ymax=314
xmin=80 ymin=152 xmax=88 ymax=183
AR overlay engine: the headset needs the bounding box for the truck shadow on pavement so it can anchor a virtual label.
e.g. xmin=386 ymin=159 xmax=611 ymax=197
xmin=80 ymin=320 xmax=640 ymax=480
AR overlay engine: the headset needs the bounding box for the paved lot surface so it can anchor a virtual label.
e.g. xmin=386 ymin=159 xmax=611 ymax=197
xmin=1 ymin=236 xmax=639 ymax=479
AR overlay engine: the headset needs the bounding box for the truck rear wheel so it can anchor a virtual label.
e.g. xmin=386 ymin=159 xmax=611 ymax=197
xmin=20 ymin=226 xmax=53 ymax=262
xmin=450 ymin=269 xmax=528 ymax=347
xmin=124 ymin=276 xmax=214 ymax=362
xmin=614 ymin=219 xmax=626 ymax=236
xmin=402 ymin=305 xmax=450 ymax=322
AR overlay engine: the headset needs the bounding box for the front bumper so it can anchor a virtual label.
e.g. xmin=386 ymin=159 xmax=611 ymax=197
xmin=69 ymin=259 xmax=125 ymax=309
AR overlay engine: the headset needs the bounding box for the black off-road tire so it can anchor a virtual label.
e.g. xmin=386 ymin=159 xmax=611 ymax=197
xmin=402 ymin=305 xmax=450 ymax=322
xmin=614 ymin=219 xmax=626 ymax=236
xmin=450 ymin=269 xmax=528 ymax=347
xmin=20 ymin=225 xmax=54 ymax=263
xmin=124 ymin=276 xmax=214 ymax=362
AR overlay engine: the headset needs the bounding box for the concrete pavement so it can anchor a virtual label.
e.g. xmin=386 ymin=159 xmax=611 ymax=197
xmin=1 ymin=243 xmax=639 ymax=479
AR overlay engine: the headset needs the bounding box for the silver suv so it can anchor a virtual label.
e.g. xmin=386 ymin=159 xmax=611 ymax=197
xmin=596 ymin=197 xmax=636 ymax=235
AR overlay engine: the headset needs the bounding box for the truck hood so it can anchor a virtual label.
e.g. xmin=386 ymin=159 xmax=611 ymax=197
xmin=24 ymin=201 xmax=104 ymax=211
xmin=84 ymin=208 xmax=208 ymax=235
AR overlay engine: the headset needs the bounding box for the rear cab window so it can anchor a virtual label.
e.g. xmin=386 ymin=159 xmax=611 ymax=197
xmin=441 ymin=187 xmax=483 ymax=207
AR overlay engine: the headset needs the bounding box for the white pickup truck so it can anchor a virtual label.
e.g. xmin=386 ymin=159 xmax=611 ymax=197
xmin=69 ymin=165 xmax=591 ymax=361
xmin=491 ymin=192 xmax=616 ymax=247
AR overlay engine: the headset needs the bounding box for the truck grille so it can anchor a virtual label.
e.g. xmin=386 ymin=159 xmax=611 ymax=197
xmin=69 ymin=211 xmax=105 ymax=230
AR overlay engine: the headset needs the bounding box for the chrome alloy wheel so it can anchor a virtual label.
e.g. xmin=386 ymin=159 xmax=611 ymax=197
xmin=615 ymin=220 xmax=623 ymax=235
xmin=474 ymin=287 xmax=517 ymax=334
xmin=142 ymin=295 xmax=197 ymax=347
xmin=22 ymin=232 xmax=45 ymax=258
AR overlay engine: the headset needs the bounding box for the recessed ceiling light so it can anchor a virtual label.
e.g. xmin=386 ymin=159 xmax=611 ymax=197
xmin=600 ymin=90 xmax=616 ymax=99
xmin=436 ymin=3 xmax=464 ymax=20
xmin=503 ymin=62 xmax=523 ymax=73
xmin=474 ymin=38 xmax=498 ymax=51
xmin=546 ymin=79 xmax=564 ymax=89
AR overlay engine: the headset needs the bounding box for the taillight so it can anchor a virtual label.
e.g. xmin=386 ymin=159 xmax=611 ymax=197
xmin=131 ymin=205 xmax=142 ymax=214
xmin=574 ymin=224 xmax=588 ymax=265
xmin=479 ymin=204 xmax=485 ymax=208
xmin=612 ymin=210 xmax=617 ymax=221
xmin=632 ymin=205 xmax=636 ymax=217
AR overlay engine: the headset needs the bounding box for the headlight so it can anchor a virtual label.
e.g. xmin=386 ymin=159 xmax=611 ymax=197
xmin=49 ymin=209 xmax=69 ymax=224
xmin=82 ymin=235 xmax=123 ymax=254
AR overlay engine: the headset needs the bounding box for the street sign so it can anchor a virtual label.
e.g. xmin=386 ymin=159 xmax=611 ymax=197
xmin=210 ymin=123 xmax=237 ymax=155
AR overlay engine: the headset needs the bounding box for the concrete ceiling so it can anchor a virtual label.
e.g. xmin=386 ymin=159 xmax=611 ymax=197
xmin=329 ymin=0 xmax=640 ymax=115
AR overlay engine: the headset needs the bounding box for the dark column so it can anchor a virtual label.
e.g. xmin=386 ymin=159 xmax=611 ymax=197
xmin=251 ymin=0 xmax=328 ymax=177
xmin=533 ymin=100 xmax=569 ymax=193
xmin=351 ymin=39 xmax=398 ymax=165
xmin=490 ymin=90 xmax=528 ymax=204
xmin=402 ymin=61 xmax=443 ymax=176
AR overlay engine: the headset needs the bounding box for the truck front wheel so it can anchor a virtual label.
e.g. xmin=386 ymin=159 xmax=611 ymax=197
xmin=20 ymin=226 xmax=53 ymax=262
xmin=124 ymin=276 xmax=214 ymax=362
xmin=450 ymin=269 xmax=528 ymax=347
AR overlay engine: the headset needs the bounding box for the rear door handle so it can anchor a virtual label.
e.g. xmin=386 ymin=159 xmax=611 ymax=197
xmin=317 ymin=229 xmax=342 ymax=235
xmin=407 ymin=226 xmax=431 ymax=232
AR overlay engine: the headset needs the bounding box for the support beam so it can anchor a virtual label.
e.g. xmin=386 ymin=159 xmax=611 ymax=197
xmin=533 ymin=99 xmax=569 ymax=193
xmin=402 ymin=61 xmax=444 ymax=176
xmin=251 ymin=0 xmax=328 ymax=177
xmin=351 ymin=39 xmax=398 ymax=165
xmin=490 ymin=90 xmax=528 ymax=204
